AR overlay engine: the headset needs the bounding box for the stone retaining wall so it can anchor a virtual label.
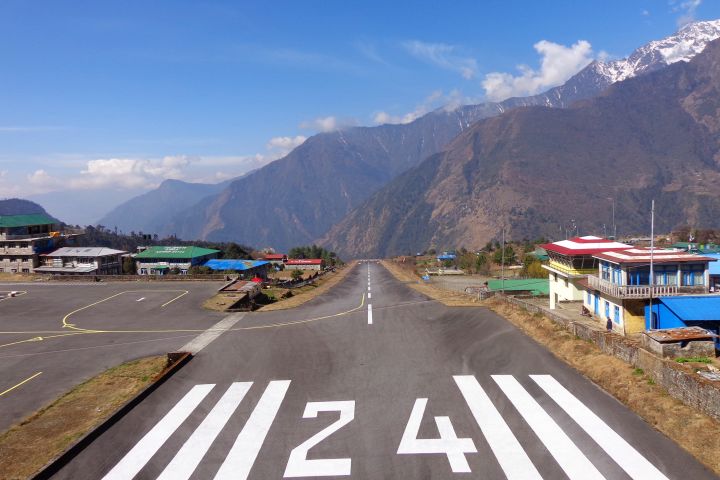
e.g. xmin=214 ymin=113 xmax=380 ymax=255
xmin=504 ymin=296 xmax=720 ymax=422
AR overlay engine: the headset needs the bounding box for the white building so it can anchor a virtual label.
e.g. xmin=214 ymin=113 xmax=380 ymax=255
xmin=541 ymin=236 xmax=631 ymax=309
xmin=35 ymin=247 xmax=127 ymax=275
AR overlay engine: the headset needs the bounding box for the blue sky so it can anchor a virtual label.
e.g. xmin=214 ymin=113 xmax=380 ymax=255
xmin=2 ymin=0 xmax=720 ymax=222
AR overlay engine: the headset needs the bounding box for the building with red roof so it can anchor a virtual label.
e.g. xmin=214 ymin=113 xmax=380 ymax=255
xmin=541 ymin=236 xmax=631 ymax=309
xmin=263 ymin=253 xmax=288 ymax=266
xmin=285 ymin=258 xmax=323 ymax=271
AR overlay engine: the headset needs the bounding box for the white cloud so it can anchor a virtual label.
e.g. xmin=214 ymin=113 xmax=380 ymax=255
xmin=642 ymin=9 xmax=651 ymax=16
xmin=27 ymin=155 xmax=196 ymax=191
xmin=672 ymin=0 xmax=701 ymax=27
xmin=481 ymin=39 xmax=594 ymax=102
xmin=300 ymin=116 xmax=338 ymax=132
xmin=299 ymin=116 xmax=358 ymax=132
xmin=266 ymin=135 xmax=307 ymax=154
xmin=373 ymin=90 xmax=472 ymax=125
xmin=402 ymin=40 xmax=478 ymax=79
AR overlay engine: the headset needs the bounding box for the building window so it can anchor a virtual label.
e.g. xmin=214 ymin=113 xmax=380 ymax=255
xmin=564 ymin=278 xmax=568 ymax=287
xmin=681 ymin=264 xmax=705 ymax=286
xmin=601 ymin=262 xmax=610 ymax=281
xmin=613 ymin=305 xmax=620 ymax=324
xmin=604 ymin=300 xmax=610 ymax=319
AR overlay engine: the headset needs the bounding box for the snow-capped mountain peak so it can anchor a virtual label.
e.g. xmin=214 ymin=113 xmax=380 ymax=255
xmin=594 ymin=19 xmax=720 ymax=84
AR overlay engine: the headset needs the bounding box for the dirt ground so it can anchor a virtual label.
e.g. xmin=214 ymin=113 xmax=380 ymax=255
xmin=382 ymin=259 xmax=720 ymax=475
xmin=0 ymin=355 xmax=168 ymax=480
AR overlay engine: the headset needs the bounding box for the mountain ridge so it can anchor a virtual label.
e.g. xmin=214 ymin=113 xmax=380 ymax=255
xmin=320 ymin=37 xmax=720 ymax=258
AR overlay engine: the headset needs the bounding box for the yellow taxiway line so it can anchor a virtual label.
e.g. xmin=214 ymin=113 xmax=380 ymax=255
xmin=0 ymin=371 xmax=42 ymax=398
xmin=0 ymin=291 xmax=365 ymax=351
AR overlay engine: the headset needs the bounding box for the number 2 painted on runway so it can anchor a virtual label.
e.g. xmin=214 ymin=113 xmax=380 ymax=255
xmin=284 ymin=401 xmax=355 ymax=477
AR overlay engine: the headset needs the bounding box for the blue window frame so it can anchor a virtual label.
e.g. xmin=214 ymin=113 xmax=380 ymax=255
xmin=604 ymin=300 xmax=610 ymax=318
xmin=613 ymin=305 xmax=620 ymax=324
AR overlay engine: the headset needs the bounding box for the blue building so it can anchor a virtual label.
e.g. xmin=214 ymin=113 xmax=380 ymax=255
xmin=204 ymin=259 xmax=269 ymax=279
xmin=436 ymin=251 xmax=456 ymax=262
xmin=646 ymin=296 xmax=720 ymax=344
xmin=705 ymin=253 xmax=720 ymax=291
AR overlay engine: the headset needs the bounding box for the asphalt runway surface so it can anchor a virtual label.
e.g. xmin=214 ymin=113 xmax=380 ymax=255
xmin=0 ymin=281 xmax=225 ymax=432
xmin=45 ymin=264 xmax=719 ymax=478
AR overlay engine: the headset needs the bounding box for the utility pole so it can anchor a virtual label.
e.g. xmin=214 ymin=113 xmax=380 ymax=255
xmin=612 ymin=198 xmax=617 ymax=239
xmin=501 ymin=227 xmax=505 ymax=294
xmin=649 ymin=200 xmax=655 ymax=329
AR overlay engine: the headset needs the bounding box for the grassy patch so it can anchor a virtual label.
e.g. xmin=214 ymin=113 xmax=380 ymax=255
xmin=675 ymin=357 xmax=713 ymax=364
xmin=0 ymin=356 xmax=167 ymax=479
xmin=633 ymin=368 xmax=644 ymax=376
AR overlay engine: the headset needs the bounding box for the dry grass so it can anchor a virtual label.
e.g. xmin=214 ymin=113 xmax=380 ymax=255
xmin=257 ymin=265 xmax=355 ymax=312
xmin=0 ymin=356 xmax=168 ymax=480
xmin=380 ymin=260 xmax=481 ymax=306
xmin=484 ymin=298 xmax=720 ymax=475
xmin=203 ymin=293 xmax=245 ymax=312
xmin=382 ymin=259 xmax=720 ymax=474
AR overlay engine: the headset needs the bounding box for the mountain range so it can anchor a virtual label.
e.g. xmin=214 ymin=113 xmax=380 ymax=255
xmin=96 ymin=20 xmax=720 ymax=255
xmin=323 ymin=35 xmax=720 ymax=257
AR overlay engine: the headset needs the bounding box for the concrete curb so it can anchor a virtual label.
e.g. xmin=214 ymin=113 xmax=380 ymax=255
xmin=31 ymin=352 xmax=193 ymax=480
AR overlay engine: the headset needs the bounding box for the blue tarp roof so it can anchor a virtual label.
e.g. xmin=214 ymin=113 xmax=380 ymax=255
xmin=204 ymin=259 xmax=269 ymax=271
xmin=656 ymin=295 xmax=720 ymax=321
xmin=704 ymin=253 xmax=720 ymax=276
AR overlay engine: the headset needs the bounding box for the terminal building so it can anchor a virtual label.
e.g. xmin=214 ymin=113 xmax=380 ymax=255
xmin=0 ymin=214 xmax=79 ymax=273
xmin=35 ymin=247 xmax=126 ymax=275
xmin=135 ymin=246 xmax=220 ymax=275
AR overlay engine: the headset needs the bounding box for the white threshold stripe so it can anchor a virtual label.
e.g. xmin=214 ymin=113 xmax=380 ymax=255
xmin=214 ymin=380 xmax=291 ymax=480
xmin=157 ymin=382 xmax=253 ymax=480
xmin=368 ymin=304 xmax=373 ymax=325
xmin=368 ymin=292 xmax=371 ymax=299
xmin=531 ymin=375 xmax=669 ymax=480
xmin=102 ymin=384 xmax=215 ymax=480
xmin=453 ymin=375 xmax=541 ymax=480
xmin=492 ymin=375 xmax=604 ymax=480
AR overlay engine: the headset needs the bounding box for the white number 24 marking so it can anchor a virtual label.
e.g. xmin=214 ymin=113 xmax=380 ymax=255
xmin=284 ymin=401 xmax=355 ymax=477
xmin=397 ymin=398 xmax=477 ymax=472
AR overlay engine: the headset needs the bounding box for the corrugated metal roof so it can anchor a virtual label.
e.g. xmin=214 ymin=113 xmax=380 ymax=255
xmin=204 ymin=259 xmax=269 ymax=271
xmin=487 ymin=279 xmax=549 ymax=295
xmin=136 ymin=246 xmax=220 ymax=259
xmin=42 ymin=247 xmax=126 ymax=257
xmin=657 ymin=295 xmax=720 ymax=321
xmin=0 ymin=214 xmax=55 ymax=228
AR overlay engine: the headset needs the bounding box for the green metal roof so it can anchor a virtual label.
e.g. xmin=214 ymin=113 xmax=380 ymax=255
xmin=135 ymin=246 xmax=220 ymax=259
xmin=0 ymin=214 xmax=55 ymax=228
xmin=487 ymin=278 xmax=549 ymax=295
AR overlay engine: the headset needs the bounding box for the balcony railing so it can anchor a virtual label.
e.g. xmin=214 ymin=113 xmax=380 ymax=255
xmin=587 ymin=276 xmax=707 ymax=298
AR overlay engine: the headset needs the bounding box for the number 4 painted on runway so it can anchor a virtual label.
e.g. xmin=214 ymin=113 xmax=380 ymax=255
xmin=397 ymin=398 xmax=477 ymax=473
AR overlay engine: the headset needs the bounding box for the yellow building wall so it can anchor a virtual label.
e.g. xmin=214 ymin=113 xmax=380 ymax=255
xmin=623 ymin=300 xmax=646 ymax=334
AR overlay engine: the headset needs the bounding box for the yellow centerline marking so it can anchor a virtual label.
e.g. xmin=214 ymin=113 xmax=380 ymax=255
xmin=161 ymin=290 xmax=189 ymax=307
xmin=62 ymin=290 xmax=190 ymax=331
xmin=0 ymin=333 xmax=87 ymax=349
xmin=0 ymin=288 xmax=365 ymax=350
xmin=0 ymin=371 xmax=42 ymax=397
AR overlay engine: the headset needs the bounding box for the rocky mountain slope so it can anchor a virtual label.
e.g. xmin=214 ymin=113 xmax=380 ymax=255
xmin=322 ymin=37 xmax=720 ymax=258
xmin=101 ymin=21 xmax=720 ymax=251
